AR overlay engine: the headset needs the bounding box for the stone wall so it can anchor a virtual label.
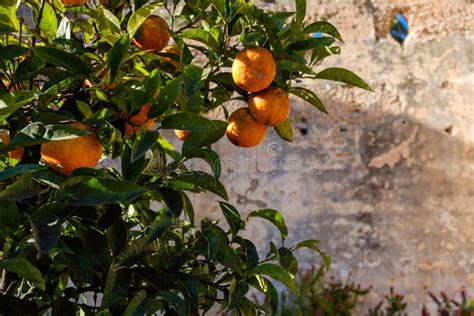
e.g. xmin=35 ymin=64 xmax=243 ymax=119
xmin=179 ymin=0 xmax=473 ymax=313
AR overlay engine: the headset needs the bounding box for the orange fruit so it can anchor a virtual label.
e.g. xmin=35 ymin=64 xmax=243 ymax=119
xmin=226 ymin=108 xmax=267 ymax=147
xmin=1 ymin=130 xmax=24 ymax=160
xmin=124 ymin=104 xmax=156 ymax=137
xmin=60 ymin=0 xmax=87 ymax=6
xmin=40 ymin=122 xmax=103 ymax=176
xmin=248 ymin=86 xmax=290 ymax=126
xmin=133 ymin=16 xmax=170 ymax=52
xmin=161 ymin=45 xmax=181 ymax=68
xmin=174 ymin=130 xmax=190 ymax=141
xmin=232 ymin=47 xmax=276 ymax=93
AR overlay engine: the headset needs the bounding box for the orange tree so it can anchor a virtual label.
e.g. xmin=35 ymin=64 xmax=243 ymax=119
xmin=0 ymin=0 xmax=371 ymax=314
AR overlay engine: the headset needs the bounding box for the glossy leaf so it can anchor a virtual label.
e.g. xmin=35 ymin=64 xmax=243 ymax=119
xmin=219 ymin=201 xmax=241 ymax=235
xmin=304 ymin=21 xmax=343 ymax=41
xmin=32 ymin=47 xmax=91 ymax=77
xmin=296 ymin=239 xmax=331 ymax=271
xmin=247 ymin=209 xmax=288 ymax=240
xmin=250 ymin=263 xmax=297 ymax=293
xmin=274 ymin=119 xmax=293 ymax=142
xmin=315 ymin=67 xmax=373 ymax=91
xmin=131 ymin=130 xmax=159 ymax=163
xmin=57 ymin=177 xmax=147 ymax=206
xmin=0 ymin=257 xmax=45 ymax=290
xmin=161 ymin=113 xmax=223 ymax=132
xmin=180 ymin=29 xmax=218 ymax=50
xmin=290 ymin=87 xmax=327 ymax=113
xmin=148 ymin=76 xmax=182 ymax=117
xmin=0 ymin=200 xmax=19 ymax=235
xmin=169 ymin=171 xmax=228 ymax=200
xmin=108 ymin=35 xmax=131 ymax=82
xmin=295 ymin=0 xmax=306 ymax=25
xmin=0 ymin=164 xmax=46 ymax=181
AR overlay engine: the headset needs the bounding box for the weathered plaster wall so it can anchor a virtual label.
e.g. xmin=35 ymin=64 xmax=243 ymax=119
xmin=180 ymin=0 xmax=473 ymax=313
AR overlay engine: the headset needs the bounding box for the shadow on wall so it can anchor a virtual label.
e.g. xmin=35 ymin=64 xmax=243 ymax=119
xmin=282 ymin=102 xmax=474 ymax=311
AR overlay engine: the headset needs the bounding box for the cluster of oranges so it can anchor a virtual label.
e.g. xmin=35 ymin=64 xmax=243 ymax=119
xmin=227 ymin=47 xmax=290 ymax=148
xmin=2 ymin=9 xmax=290 ymax=176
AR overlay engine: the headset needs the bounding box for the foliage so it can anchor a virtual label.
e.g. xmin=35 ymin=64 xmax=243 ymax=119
xmin=423 ymin=290 xmax=474 ymax=316
xmin=276 ymin=266 xmax=474 ymax=316
xmin=276 ymin=266 xmax=370 ymax=316
xmin=0 ymin=0 xmax=370 ymax=314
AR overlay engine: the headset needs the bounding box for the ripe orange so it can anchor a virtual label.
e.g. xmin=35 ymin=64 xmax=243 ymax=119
xmin=232 ymin=47 xmax=276 ymax=93
xmin=40 ymin=122 xmax=103 ymax=176
xmin=226 ymin=108 xmax=267 ymax=147
xmin=174 ymin=130 xmax=190 ymax=141
xmin=161 ymin=45 xmax=181 ymax=68
xmin=124 ymin=104 xmax=156 ymax=137
xmin=60 ymin=0 xmax=87 ymax=6
xmin=248 ymin=86 xmax=290 ymax=126
xmin=133 ymin=16 xmax=170 ymax=52
xmin=1 ymin=130 xmax=24 ymax=160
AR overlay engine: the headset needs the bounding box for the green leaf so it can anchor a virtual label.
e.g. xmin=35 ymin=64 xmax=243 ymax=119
xmin=123 ymin=290 xmax=153 ymax=316
xmin=180 ymin=29 xmax=218 ymax=50
xmin=5 ymin=123 xmax=90 ymax=150
xmin=0 ymin=173 xmax=42 ymax=201
xmin=219 ymin=201 xmax=241 ymax=235
xmin=296 ymin=239 xmax=331 ymax=271
xmin=161 ymin=113 xmax=220 ymax=132
xmin=39 ymin=3 xmax=58 ymax=41
xmin=32 ymin=47 xmax=91 ymax=77
xmin=14 ymin=55 xmax=45 ymax=81
xmin=102 ymin=265 xmax=131 ymax=307
xmin=216 ymin=242 xmax=242 ymax=272
xmin=148 ymin=76 xmax=182 ymax=117
xmin=0 ymin=201 xmax=19 ymax=235
xmin=30 ymin=205 xmax=61 ymax=256
xmin=248 ymin=276 xmax=278 ymax=313
xmin=295 ymin=0 xmax=306 ymax=25
xmin=169 ymin=171 xmax=228 ymax=200
xmin=289 ymin=87 xmax=327 ymax=113
xmin=304 ymin=21 xmax=343 ymax=42
xmin=57 ymin=176 xmax=147 ymax=205
xmin=0 ymin=93 xmax=16 ymax=122
xmin=247 ymin=209 xmax=288 ymax=240
xmin=250 ymin=263 xmax=297 ymax=293
xmin=0 ymin=257 xmax=45 ymax=290
xmin=96 ymin=8 xmax=121 ymax=43
xmin=148 ymin=210 xmax=173 ymax=242
xmin=108 ymin=35 xmax=131 ymax=82
xmin=135 ymin=69 xmax=161 ymax=108
xmin=0 ymin=164 xmax=46 ymax=181
xmin=131 ymin=130 xmax=159 ymax=163
xmin=127 ymin=2 xmax=164 ymax=37
xmin=287 ymin=37 xmax=335 ymax=51
xmin=278 ymin=247 xmax=298 ymax=275
xmin=315 ymin=67 xmax=373 ymax=91
xmin=159 ymin=188 xmax=183 ymax=217
xmin=274 ymin=119 xmax=293 ymax=142
xmin=183 ymin=64 xmax=205 ymax=98
xmin=184 ymin=148 xmax=221 ymax=179
xmin=182 ymin=120 xmax=228 ymax=151
xmin=0 ymin=45 xmax=29 ymax=60
xmin=0 ymin=22 xmax=16 ymax=33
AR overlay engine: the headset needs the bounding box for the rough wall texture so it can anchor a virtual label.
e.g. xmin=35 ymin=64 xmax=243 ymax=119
xmin=179 ymin=0 xmax=473 ymax=313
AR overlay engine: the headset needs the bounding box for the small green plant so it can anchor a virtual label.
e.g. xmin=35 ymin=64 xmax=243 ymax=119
xmin=369 ymin=287 xmax=407 ymax=316
xmin=275 ymin=265 xmax=371 ymax=316
xmin=423 ymin=289 xmax=474 ymax=316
